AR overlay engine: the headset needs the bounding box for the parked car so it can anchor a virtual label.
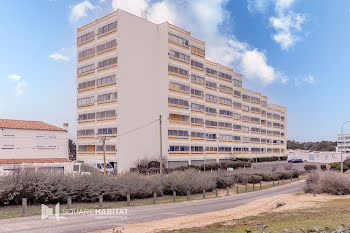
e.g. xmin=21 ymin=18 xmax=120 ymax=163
xmin=85 ymin=160 xmax=115 ymax=174
xmin=288 ymin=159 xmax=303 ymax=163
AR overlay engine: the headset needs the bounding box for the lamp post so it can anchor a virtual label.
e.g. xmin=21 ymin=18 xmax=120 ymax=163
xmin=340 ymin=121 xmax=350 ymax=173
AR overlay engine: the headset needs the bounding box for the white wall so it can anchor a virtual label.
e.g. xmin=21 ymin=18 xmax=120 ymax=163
xmin=288 ymin=152 xmax=348 ymax=163
xmin=0 ymin=128 xmax=68 ymax=159
xmin=116 ymin=10 xmax=169 ymax=173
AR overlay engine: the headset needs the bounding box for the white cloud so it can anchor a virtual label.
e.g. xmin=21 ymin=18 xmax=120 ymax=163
xmin=70 ymin=1 xmax=95 ymax=22
xmin=112 ymin=0 xmax=149 ymax=16
xmin=49 ymin=53 xmax=70 ymax=62
xmin=294 ymin=75 xmax=315 ymax=86
xmin=247 ymin=0 xmax=307 ymax=50
xmin=8 ymin=74 xmax=27 ymax=96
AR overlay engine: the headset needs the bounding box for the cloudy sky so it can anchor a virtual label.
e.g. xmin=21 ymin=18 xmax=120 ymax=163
xmin=0 ymin=0 xmax=349 ymax=141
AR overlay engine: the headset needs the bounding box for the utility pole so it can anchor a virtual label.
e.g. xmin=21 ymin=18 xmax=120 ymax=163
xmin=96 ymin=134 xmax=108 ymax=176
xmin=159 ymin=115 xmax=163 ymax=186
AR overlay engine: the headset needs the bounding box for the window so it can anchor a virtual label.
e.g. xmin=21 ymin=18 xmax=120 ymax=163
xmin=168 ymin=130 xmax=189 ymax=137
xmin=205 ymin=107 xmax=217 ymax=114
xmin=242 ymin=105 xmax=250 ymax=112
xmin=261 ymin=110 xmax=267 ymax=116
xmin=169 ymin=49 xmax=190 ymax=63
xmin=233 ymin=136 xmax=241 ymax=141
xmin=233 ymin=124 xmax=241 ymax=130
xmin=242 ymin=137 xmax=250 ymax=142
xmin=261 ymin=129 xmax=267 ymax=134
xmin=191 ymin=146 xmax=203 ymax=152
xmin=219 ymin=122 xmax=232 ymax=128
xmin=78 ymin=80 xmax=95 ymax=90
xmin=77 ymin=96 xmax=94 ymax=106
xmin=77 ymin=31 xmax=94 ymax=45
xmin=251 ymin=127 xmax=261 ymax=133
xmin=78 ymin=113 xmax=95 ymax=121
xmin=191 ymin=103 xmax=204 ymax=111
xmin=191 ymin=117 xmax=204 ymax=125
xmin=191 ymin=46 xmax=205 ymax=57
xmin=281 ymin=116 xmax=285 ymax=121
xmin=206 ymin=68 xmax=217 ymax=76
xmin=169 ymin=114 xmax=189 ymax=122
xmin=218 ymin=147 xmax=232 ymax=152
xmin=191 ymin=60 xmax=204 ymax=69
xmin=205 ymin=133 xmax=217 ymax=139
xmin=242 ymin=147 xmax=249 ymax=152
xmin=261 ymin=101 xmax=267 ymax=107
xmin=219 ymin=135 xmax=233 ymax=140
xmin=97 ymin=21 xmax=117 ymax=35
xmin=96 ymin=110 xmax=116 ymax=119
xmin=242 ymin=126 xmax=249 ymax=132
xmin=205 ymin=120 xmax=217 ymax=127
xmin=273 ymin=114 xmax=281 ymax=120
xmin=234 ymin=90 xmax=241 ymax=97
xmin=218 ymin=72 xmax=232 ymax=81
xmin=191 ymin=132 xmax=205 ymax=138
xmin=169 ymin=33 xmax=189 ymax=47
xmin=78 ymin=47 xmax=95 ymax=60
xmin=169 ymin=82 xmax=190 ymax=93
xmin=191 ymin=74 xmax=205 ymax=84
xmin=219 ymin=97 xmax=232 ymax=105
xmin=169 ymin=145 xmax=189 ymax=152
xmin=251 ymin=137 xmax=260 ymax=143
xmin=168 ymin=65 xmax=189 ymax=77
xmin=205 ymin=94 xmax=217 ymax=102
xmin=233 ymin=147 xmax=242 ymax=152
xmin=219 ymin=85 xmax=233 ymax=93
xmin=233 ymin=102 xmax=241 ymax=109
xmin=96 ymin=39 xmax=117 ymax=54
xmin=205 ymin=81 xmax=217 ymax=89
xmin=77 ymin=129 xmax=94 ymax=137
xmin=97 ymin=128 xmax=117 ymax=135
xmin=251 ymin=97 xmax=260 ymax=104
xmin=96 ymin=74 xmax=116 ymax=87
xmin=233 ymin=79 xmax=242 ymax=87
xmin=219 ymin=109 xmax=233 ymax=116
xmin=97 ymin=92 xmax=117 ymax=102
xmin=2 ymin=135 xmax=14 ymax=149
xmin=250 ymin=117 xmax=260 ymax=123
xmin=191 ymin=88 xmax=204 ymax=97
xmin=36 ymin=135 xmax=56 ymax=149
xmin=96 ymin=145 xmax=116 ymax=152
xmin=78 ymin=64 xmax=95 ymax=75
xmin=233 ymin=113 xmax=241 ymax=120
xmin=242 ymin=94 xmax=251 ymax=101
xmin=251 ymin=107 xmax=260 ymax=113
xmin=97 ymin=57 xmax=117 ymax=69
xmin=168 ymin=97 xmax=189 ymax=107
xmin=205 ymin=146 xmax=217 ymax=152
xmin=267 ymin=112 xmax=272 ymax=118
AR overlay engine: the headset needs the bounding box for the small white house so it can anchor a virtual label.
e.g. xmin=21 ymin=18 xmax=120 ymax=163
xmin=0 ymin=119 xmax=73 ymax=174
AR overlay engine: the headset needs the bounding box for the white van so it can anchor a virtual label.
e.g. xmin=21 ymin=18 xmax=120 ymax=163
xmin=85 ymin=160 xmax=115 ymax=174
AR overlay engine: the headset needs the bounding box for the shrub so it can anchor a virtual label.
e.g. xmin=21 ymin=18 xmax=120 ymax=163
xmin=247 ymin=175 xmax=263 ymax=184
xmin=304 ymin=164 xmax=318 ymax=172
xmin=320 ymin=164 xmax=326 ymax=170
xmin=305 ymin=171 xmax=350 ymax=195
xmin=216 ymin=176 xmax=235 ymax=189
xmin=280 ymin=156 xmax=288 ymax=161
xmin=336 ymin=165 xmax=349 ymax=172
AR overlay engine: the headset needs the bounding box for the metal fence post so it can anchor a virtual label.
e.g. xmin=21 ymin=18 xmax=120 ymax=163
xmin=153 ymin=192 xmax=157 ymax=204
xmin=187 ymin=190 xmax=190 ymax=200
xmin=173 ymin=190 xmax=176 ymax=202
xmin=127 ymin=194 xmax=131 ymax=206
xmin=67 ymin=196 xmax=72 ymax=209
xmin=22 ymin=198 xmax=27 ymax=216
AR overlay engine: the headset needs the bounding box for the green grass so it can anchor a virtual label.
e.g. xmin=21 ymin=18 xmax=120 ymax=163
xmin=161 ymin=198 xmax=350 ymax=233
xmin=0 ymin=177 xmax=301 ymax=220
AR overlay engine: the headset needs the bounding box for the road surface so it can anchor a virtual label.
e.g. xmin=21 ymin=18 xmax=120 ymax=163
xmin=0 ymin=180 xmax=304 ymax=233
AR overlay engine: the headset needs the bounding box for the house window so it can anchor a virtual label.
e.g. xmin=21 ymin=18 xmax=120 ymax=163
xmin=36 ymin=135 xmax=56 ymax=149
xmin=97 ymin=21 xmax=117 ymax=35
xmin=1 ymin=135 xmax=14 ymax=149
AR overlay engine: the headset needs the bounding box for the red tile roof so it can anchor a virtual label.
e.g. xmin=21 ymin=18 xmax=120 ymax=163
xmin=0 ymin=119 xmax=67 ymax=132
xmin=0 ymin=158 xmax=72 ymax=164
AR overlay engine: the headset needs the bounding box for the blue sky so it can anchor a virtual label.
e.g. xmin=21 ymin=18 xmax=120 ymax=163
xmin=0 ymin=0 xmax=349 ymax=142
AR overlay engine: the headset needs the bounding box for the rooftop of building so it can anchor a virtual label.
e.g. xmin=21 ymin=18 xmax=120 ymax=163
xmin=0 ymin=158 xmax=72 ymax=164
xmin=0 ymin=119 xmax=67 ymax=132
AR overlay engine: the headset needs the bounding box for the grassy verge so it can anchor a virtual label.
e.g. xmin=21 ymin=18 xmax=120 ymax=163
xmin=0 ymin=177 xmax=302 ymax=220
xmin=161 ymin=198 xmax=350 ymax=233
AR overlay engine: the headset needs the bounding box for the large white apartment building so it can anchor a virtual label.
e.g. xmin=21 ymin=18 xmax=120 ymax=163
xmin=337 ymin=134 xmax=350 ymax=153
xmin=76 ymin=9 xmax=287 ymax=173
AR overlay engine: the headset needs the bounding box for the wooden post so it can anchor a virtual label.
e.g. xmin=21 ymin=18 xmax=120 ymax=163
xmin=203 ymin=190 xmax=206 ymax=199
xmin=253 ymin=183 xmax=255 ymax=191
xmin=99 ymin=195 xmax=103 ymax=208
xmin=153 ymin=192 xmax=157 ymax=204
xmin=226 ymin=187 xmax=229 ymax=196
xmin=22 ymin=198 xmax=27 ymax=216
xmin=236 ymin=185 xmax=239 ymax=194
xmin=283 ymin=178 xmax=285 ymax=184
xmin=127 ymin=194 xmax=131 ymax=206
xmin=67 ymin=196 xmax=72 ymax=209
xmin=245 ymin=184 xmax=248 ymax=192
xmin=273 ymin=181 xmax=275 ymax=187
xmin=187 ymin=190 xmax=190 ymax=201
xmin=215 ymin=188 xmax=218 ymax=197
xmin=278 ymin=180 xmax=280 ymax=185
xmin=260 ymin=181 xmax=262 ymax=190
xmin=173 ymin=190 xmax=176 ymax=202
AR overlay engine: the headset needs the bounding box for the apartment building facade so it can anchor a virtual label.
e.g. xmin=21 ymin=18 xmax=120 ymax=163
xmin=337 ymin=134 xmax=350 ymax=154
xmin=76 ymin=9 xmax=287 ymax=172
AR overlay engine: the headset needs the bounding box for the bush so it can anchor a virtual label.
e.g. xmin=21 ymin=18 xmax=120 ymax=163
xmin=304 ymin=171 xmax=350 ymax=195
xmin=216 ymin=176 xmax=235 ymax=189
xmin=320 ymin=164 xmax=326 ymax=170
xmin=280 ymin=156 xmax=288 ymax=161
xmin=247 ymin=175 xmax=263 ymax=184
xmin=304 ymin=164 xmax=318 ymax=172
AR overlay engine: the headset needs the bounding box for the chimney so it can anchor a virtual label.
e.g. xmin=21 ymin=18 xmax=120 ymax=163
xmin=141 ymin=10 xmax=148 ymax=20
xmin=63 ymin=123 xmax=69 ymax=131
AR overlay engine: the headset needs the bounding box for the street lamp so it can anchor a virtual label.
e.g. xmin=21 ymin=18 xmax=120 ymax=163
xmin=340 ymin=121 xmax=350 ymax=173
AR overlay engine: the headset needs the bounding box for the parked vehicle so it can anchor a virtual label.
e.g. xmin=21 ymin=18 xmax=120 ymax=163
xmin=85 ymin=160 xmax=115 ymax=174
xmin=288 ymin=159 xmax=304 ymax=163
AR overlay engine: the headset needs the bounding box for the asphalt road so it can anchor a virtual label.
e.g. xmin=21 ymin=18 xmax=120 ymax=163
xmin=0 ymin=181 xmax=304 ymax=233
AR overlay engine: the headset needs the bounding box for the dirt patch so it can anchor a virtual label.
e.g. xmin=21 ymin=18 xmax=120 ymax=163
xmin=97 ymin=193 xmax=349 ymax=233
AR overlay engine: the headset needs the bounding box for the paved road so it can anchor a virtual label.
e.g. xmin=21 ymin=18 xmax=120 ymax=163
xmin=0 ymin=181 xmax=304 ymax=233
